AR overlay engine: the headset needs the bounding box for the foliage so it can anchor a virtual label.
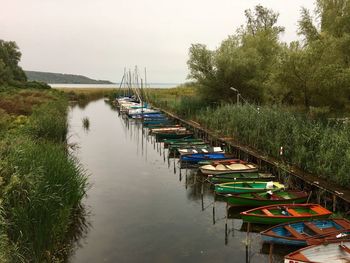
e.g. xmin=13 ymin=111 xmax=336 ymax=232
xmin=0 ymin=90 xmax=87 ymax=262
xmin=195 ymin=103 xmax=350 ymax=187
xmin=187 ymin=1 xmax=350 ymax=111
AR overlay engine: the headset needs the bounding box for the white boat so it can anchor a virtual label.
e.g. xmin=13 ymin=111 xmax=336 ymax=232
xmin=178 ymin=147 xmax=223 ymax=155
xmin=284 ymin=241 xmax=350 ymax=263
xmin=199 ymin=163 xmax=258 ymax=175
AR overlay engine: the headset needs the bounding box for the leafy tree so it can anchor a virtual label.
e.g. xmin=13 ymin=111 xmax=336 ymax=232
xmin=0 ymin=40 xmax=27 ymax=85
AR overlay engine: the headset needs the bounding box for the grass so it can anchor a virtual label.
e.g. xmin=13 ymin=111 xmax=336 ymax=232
xmin=147 ymin=87 xmax=350 ymax=188
xmin=82 ymin=117 xmax=90 ymax=130
xmin=0 ymin=87 xmax=88 ymax=262
xmin=57 ymin=88 xmax=114 ymax=108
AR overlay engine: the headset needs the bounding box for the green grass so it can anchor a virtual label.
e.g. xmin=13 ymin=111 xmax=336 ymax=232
xmin=146 ymin=87 xmax=350 ymax=188
xmin=0 ymin=88 xmax=88 ymax=262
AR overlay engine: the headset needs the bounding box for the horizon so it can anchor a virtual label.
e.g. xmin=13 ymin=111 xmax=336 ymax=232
xmin=2 ymin=0 xmax=315 ymax=83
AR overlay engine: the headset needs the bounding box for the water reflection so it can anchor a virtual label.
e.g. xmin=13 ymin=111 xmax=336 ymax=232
xmin=67 ymin=99 xmax=283 ymax=263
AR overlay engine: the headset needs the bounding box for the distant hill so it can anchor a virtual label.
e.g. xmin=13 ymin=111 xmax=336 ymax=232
xmin=25 ymin=70 xmax=114 ymax=84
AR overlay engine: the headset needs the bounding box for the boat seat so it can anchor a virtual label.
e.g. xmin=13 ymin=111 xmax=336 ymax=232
xmin=310 ymin=206 xmax=325 ymax=214
xmin=251 ymin=193 xmax=264 ymax=200
xmin=304 ymin=222 xmax=324 ymax=235
xmin=243 ymin=182 xmax=253 ymax=188
xmin=286 ymin=209 xmax=300 ymax=216
xmin=339 ymin=244 xmax=350 ymax=254
xmin=333 ymin=219 xmax=350 ymax=229
xmin=261 ymin=208 xmax=274 ymax=216
xmin=284 ymin=225 xmax=304 ymax=239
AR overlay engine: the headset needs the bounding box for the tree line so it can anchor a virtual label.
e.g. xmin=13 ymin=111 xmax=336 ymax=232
xmin=187 ymin=0 xmax=350 ymax=112
xmin=0 ymin=39 xmax=49 ymax=89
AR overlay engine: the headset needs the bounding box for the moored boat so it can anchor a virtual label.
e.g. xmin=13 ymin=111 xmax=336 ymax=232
xmin=198 ymin=159 xmax=245 ymax=165
xmin=209 ymin=172 xmax=274 ymax=184
xmin=215 ymin=181 xmax=284 ymax=194
xmin=261 ymin=218 xmax=350 ymax=246
xmin=180 ymin=153 xmax=236 ymax=164
xmin=240 ymin=204 xmax=332 ymax=225
xmin=200 ymin=163 xmax=258 ymax=175
xmin=178 ymin=146 xmax=223 ymax=155
xmin=284 ymin=241 xmax=350 ymax=263
xmin=222 ymin=189 xmax=307 ymax=206
xmin=155 ymin=130 xmax=194 ymax=140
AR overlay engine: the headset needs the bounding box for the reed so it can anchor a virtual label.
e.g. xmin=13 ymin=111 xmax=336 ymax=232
xmin=196 ymin=104 xmax=350 ymax=187
xmin=82 ymin=117 xmax=90 ymax=130
xmin=0 ymin=89 xmax=88 ymax=261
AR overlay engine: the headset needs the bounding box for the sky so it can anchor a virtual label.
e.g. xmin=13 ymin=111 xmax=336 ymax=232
xmin=1 ymin=0 xmax=315 ymax=83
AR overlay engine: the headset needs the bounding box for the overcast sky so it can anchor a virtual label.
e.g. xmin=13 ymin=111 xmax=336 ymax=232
xmin=1 ymin=0 xmax=315 ymax=83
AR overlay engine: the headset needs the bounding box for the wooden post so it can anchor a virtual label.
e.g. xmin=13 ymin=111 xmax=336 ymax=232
xmin=333 ymin=195 xmax=337 ymax=212
xmin=269 ymin=243 xmax=274 ymax=263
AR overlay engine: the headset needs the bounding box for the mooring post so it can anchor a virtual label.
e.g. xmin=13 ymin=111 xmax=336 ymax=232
xmin=225 ymin=202 xmax=228 ymax=245
xmin=212 ymin=195 xmax=216 ymax=225
xmin=269 ymin=243 xmax=274 ymax=263
xmin=246 ymin=222 xmax=251 ymax=263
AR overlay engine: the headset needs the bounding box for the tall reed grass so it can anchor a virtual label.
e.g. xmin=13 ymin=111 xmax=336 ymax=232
xmin=0 ymin=90 xmax=87 ymax=262
xmin=196 ymin=104 xmax=350 ymax=187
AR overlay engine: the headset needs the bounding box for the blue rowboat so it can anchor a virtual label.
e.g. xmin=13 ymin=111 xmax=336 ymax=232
xmin=180 ymin=153 xmax=236 ymax=164
xmin=261 ymin=218 xmax=350 ymax=246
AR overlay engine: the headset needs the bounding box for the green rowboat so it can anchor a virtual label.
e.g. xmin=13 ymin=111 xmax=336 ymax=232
xmin=222 ymin=190 xmax=308 ymax=206
xmin=215 ymin=181 xmax=284 ymax=194
xmin=209 ymin=172 xmax=274 ymax=184
xmin=240 ymin=204 xmax=332 ymax=224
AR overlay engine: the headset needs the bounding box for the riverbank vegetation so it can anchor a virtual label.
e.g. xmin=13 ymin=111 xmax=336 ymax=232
xmin=0 ymin=39 xmax=87 ymax=262
xmin=148 ymin=0 xmax=350 ymax=188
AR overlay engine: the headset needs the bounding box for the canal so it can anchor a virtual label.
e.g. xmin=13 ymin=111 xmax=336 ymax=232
xmin=67 ymin=99 xmax=289 ymax=263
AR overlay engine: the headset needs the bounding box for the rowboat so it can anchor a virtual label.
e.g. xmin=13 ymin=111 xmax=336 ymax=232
xmin=222 ymin=190 xmax=307 ymax=206
xmin=261 ymin=218 xmax=350 ymax=246
xmin=284 ymin=241 xmax=350 ymax=263
xmin=130 ymin=113 xmax=164 ymax=119
xmin=200 ymin=163 xmax=258 ymax=175
xmin=209 ymin=172 xmax=275 ymax=184
xmin=168 ymin=143 xmax=208 ymax=151
xmin=155 ymin=131 xmax=194 ymax=140
xmin=180 ymin=153 xmax=236 ymax=164
xmin=178 ymin=146 xmax=223 ymax=155
xmin=127 ymin=108 xmax=160 ymax=116
xmin=198 ymin=159 xmax=245 ymax=165
xmin=215 ymin=181 xmax=284 ymax=194
xmin=150 ymin=127 xmax=186 ymax=133
xmin=163 ymin=138 xmax=204 ymax=145
xmin=240 ymin=204 xmax=332 ymax=224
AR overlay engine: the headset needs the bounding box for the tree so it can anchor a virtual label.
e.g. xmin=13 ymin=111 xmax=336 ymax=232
xmin=0 ymin=40 xmax=27 ymax=84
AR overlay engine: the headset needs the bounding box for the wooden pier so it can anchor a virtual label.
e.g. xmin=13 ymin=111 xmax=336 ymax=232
xmin=158 ymin=108 xmax=350 ymax=213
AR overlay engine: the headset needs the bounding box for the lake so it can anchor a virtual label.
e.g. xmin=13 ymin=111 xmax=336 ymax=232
xmin=50 ymin=83 xmax=179 ymax=89
xmin=67 ymin=99 xmax=288 ymax=263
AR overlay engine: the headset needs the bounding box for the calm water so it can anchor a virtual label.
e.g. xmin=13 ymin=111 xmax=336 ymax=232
xmin=67 ymin=99 xmax=288 ymax=263
xmin=50 ymin=83 xmax=179 ymax=89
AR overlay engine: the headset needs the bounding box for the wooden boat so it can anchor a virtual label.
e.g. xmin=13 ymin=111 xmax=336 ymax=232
xmin=150 ymin=126 xmax=186 ymax=134
xmin=198 ymin=159 xmax=245 ymax=165
xmin=222 ymin=189 xmax=307 ymax=206
xmin=156 ymin=130 xmax=193 ymax=140
xmin=180 ymin=153 xmax=236 ymax=164
xmin=168 ymin=143 xmax=208 ymax=151
xmin=261 ymin=218 xmax=350 ymax=246
xmin=284 ymin=241 xmax=350 ymax=263
xmin=240 ymin=204 xmax=332 ymax=225
xmin=200 ymin=163 xmax=258 ymax=175
xmin=178 ymin=146 xmax=223 ymax=155
xmin=215 ymin=181 xmax=284 ymax=194
xmin=209 ymin=172 xmax=275 ymax=184
xmin=163 ymin=138 xmax=203 ymax=145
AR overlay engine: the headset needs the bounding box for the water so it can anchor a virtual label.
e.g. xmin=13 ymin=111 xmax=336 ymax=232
xmin=50 ymin=83 xmax=179 ymax=89
xmin=67 ymin=99 xmax=288 ymax=263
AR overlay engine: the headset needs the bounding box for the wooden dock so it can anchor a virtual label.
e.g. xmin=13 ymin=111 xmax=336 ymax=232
xmin=158 ymin=108 xmax=350 ymax=212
